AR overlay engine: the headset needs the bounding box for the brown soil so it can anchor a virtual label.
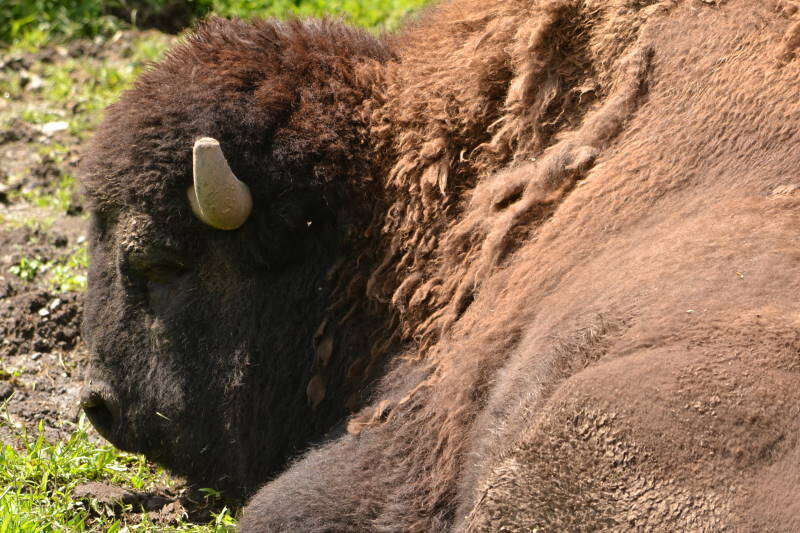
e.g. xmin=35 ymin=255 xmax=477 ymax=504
xmin=72 ymin=482 xmax=234 ymax=526
xmin=0 ymin=113 xmax=88 ymax=445
xmin=0 ymin=220 xmax=87 ymax=444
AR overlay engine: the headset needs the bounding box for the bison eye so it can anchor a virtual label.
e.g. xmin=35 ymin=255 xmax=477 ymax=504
xmin=125 ymin=248 xmax=187 ymax=285
xmin=139 ymin=262 xmax=186 ymax=283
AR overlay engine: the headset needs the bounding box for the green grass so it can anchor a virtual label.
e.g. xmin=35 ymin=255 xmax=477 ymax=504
xmin=18 ymin=108 xmax=64 ymax=125
xmin=0 ymin=412 xmax=237 ymax=532
xmin=8 ymin=246 xmax=88 ymax=293
xmin=49 ymin=245 xmax=89 ymax=292
xmin=0 ymin=213 xmax=57 ymax=232
xmin=8 ymin=256 xmax=49 ymax=282
xmin=1 ymin=0 xmax=123 ymax=50
xmin=8 ymin=245 xmax=88 ymax=293
xmin=13 ymin=174 xmax=77 ymax=213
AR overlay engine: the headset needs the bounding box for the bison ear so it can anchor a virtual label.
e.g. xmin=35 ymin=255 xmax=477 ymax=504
xmin=187 ymin=137 xmax=253 ymax=230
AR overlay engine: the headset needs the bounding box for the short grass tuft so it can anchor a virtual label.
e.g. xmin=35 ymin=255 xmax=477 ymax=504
xmin=9 ymin=246 xmax=89 ymax=293
xmin=0 ymin=411 xmax=237 ymax=532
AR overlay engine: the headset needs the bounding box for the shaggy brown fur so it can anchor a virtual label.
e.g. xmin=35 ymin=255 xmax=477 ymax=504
xmin=81 ymin=0 xmax=800 ymax=529
xmin=245 ymin=0 xmax=800 ymax=529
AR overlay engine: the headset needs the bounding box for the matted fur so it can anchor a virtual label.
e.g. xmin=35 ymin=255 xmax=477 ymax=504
xmin=244 ymin=0 xmax=800 ymax=530
xmin=81 ymin=0 xmax=800 ymax=530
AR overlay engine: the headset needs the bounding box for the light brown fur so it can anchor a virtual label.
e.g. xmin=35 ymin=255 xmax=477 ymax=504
xmin=244 ymin=0 xmax=800 ymax=529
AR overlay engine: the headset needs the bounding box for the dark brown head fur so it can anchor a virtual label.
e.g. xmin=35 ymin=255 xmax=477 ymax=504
xmin=81 ymin=17 xmax=395 ymax=496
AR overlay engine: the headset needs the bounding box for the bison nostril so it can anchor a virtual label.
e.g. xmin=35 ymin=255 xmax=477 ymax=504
xmin=81 ymin=392 xmax=115 ymax=439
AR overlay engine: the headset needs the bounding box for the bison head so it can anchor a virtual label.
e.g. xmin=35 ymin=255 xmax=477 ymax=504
xmin=79 ymin=18 xmax=394 ymax=496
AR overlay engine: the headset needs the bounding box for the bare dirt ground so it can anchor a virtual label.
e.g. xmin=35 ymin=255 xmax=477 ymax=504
xmin=0 ymin=95 xmax=88 ymax=445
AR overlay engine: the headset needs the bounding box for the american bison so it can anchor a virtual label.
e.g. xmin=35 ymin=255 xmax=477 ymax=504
xmin=81 ymin=0 xmax=800 ymax=530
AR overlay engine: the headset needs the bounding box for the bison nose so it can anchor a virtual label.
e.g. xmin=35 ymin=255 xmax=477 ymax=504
xmin=80 ymin=387 xmax=118 ymax=441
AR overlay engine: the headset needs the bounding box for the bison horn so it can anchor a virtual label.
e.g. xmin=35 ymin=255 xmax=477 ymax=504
xmin=187 ymin=137 xmax=253 ymax=230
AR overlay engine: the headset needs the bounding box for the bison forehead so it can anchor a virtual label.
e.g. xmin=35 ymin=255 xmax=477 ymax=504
xmin=81 ymin=17 xmax=392 ymax=218
xmin=116 ymin=214 xmax=164 ymax=252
